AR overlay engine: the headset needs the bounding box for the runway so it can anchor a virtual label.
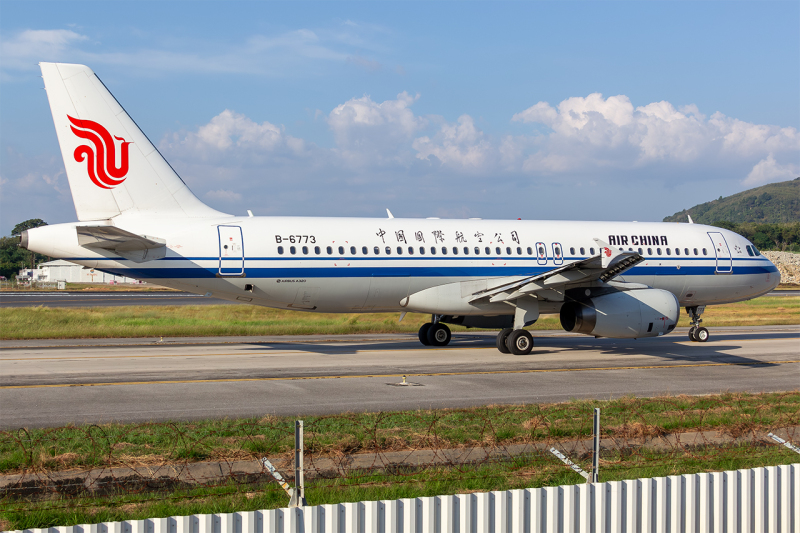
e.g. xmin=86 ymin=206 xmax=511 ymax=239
xmin=1 ymin=326 xmax=797 ymax=429
xmin=2 ymin=289 xmax=797 ymax=308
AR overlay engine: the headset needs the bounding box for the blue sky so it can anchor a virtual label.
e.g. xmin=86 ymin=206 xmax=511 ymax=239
xmin=1 ymin=1 xmax=798 ymax=234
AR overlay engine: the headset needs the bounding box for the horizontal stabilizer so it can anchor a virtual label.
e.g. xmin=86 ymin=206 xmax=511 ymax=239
xmin=77 ymin=226 xmax=166 ymax=263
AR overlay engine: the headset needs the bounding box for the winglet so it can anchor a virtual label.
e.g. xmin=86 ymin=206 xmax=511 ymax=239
xmin=593 ymin=238 xmax=623 ymax=269
xmin=386 ymin=209 xmax=394 ymax=219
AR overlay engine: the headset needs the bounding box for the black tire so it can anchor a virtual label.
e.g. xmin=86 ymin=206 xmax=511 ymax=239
xmin=418 ymin=323 xmax=432 ymax=345
xmin=427 ymin=323 xmax=452 ymax=346
xmin=695 ymin=327 xmax=709 ymax=342
xmin=496 ymin=328 xmax=513 ymax=353
xmin=507 ymin=329 xmax=534 ymax=355
xmin=688 ymin=326 xmax=697 ymax=342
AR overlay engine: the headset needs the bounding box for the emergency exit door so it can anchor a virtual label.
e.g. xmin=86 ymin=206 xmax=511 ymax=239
xmin=707 ymin=232 xmax=732 ymax=273
xmin=218 ymin=226 xmax=244 ymax=276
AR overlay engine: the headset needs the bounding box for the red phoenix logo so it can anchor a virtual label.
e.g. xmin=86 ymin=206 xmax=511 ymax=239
xmin=68 ymin=115 xmax=131 ymax=189
xmin=604 ymin=247 xmax=612 ymax=257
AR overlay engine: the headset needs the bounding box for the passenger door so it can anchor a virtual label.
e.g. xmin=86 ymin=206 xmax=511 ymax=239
xmin=218 ymin=225 xmax=244 ymax=277
xmin=707 ymin=232 xmax=732 ymax=273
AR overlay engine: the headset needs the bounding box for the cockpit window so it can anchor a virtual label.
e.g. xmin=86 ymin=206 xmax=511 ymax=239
xmin=746 ymin=245 xmax=755 ymax=257
xmin=752 ymin=245 xmax=761 ymax=256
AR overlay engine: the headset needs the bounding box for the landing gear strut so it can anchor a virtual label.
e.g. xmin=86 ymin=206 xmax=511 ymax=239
xmin=686 ymin=306 xmax=709 ymax=342
xmin=496 ymin=328 xmax=533 ymax=355
xmin=418 ymin=316 xmax=451 ymax=347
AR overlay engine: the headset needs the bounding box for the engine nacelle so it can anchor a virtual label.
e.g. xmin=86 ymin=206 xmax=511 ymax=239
xmin=559 ymin=288 xmax=679 ymax=338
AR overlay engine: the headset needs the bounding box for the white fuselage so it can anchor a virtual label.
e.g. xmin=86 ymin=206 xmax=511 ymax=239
xmin=25 ymin=215 xmax=780 ymax=316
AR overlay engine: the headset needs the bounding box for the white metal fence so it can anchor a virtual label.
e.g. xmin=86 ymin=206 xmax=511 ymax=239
xmin=10 ymin=463 xmax=799 ymax=533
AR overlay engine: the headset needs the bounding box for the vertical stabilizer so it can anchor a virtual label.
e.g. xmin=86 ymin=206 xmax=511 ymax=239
xmin=40 ymin=62 xmax=227 ymax=221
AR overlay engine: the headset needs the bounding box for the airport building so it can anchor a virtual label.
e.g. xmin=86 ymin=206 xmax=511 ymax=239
xmin=21 ymin=259 xmax=140 ymax=284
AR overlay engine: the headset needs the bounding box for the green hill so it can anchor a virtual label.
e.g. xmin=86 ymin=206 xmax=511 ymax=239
xmin=663 ymin=178 xmax=799 ymax=224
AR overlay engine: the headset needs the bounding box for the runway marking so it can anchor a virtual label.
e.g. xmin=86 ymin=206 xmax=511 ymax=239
xmin=2 ymin=360 xmax=798 ymax=389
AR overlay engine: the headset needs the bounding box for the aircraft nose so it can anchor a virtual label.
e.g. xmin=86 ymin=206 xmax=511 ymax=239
xmin=765 ymin=257 xmax=781 ymax=292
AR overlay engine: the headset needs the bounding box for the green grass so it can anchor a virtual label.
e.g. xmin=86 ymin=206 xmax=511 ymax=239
xmin=2 ymin=392 xmax=798 ymax=529
xmin=2 ymin=444 xmax=797 ymax=530
xmin=2 ymin=392 xmax=798 ymax=475
xmin=2 ymin=296 xmax=798 ymax=340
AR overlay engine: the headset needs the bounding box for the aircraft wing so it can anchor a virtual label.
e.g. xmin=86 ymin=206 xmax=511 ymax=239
xmin=76 ymin=225 xmax=167 ymax=263
xmin=467 ymin=238 xmax=644 ymax=304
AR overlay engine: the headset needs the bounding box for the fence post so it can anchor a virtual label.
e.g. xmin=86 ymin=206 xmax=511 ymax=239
xmin=289 ymin=420 xmax=307 ymax=507
xmin=592 ymin=408 xmax=600 ymax=483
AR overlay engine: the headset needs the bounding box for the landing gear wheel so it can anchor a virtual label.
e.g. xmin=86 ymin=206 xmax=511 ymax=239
xmin=688 ymin=326 xmax=697 ymax=341
xmin=507 ymin=329 xmax=533 ymax=355
xmin=427 ymin=323 xmax=451 ymax=347
xmin=496 ymin=328 xmax=513 ymax=354
xmin=694 ymin=327 xmax=709 ymax=342
xmin=418 ymin=323 xmax=432 ymax=346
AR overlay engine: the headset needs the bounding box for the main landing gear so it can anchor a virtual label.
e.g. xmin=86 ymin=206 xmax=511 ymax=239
xmin=686 ymin=305 xmax=709 ymax=342
xmin=496 ymin=328 xmax=534 ymax=355
xmin=418 ymin=317 xmax=452 ymax=347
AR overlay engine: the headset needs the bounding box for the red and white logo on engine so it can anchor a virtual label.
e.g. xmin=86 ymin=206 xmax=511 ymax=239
xmin=68 ymin=115 xmax=131 ymax=189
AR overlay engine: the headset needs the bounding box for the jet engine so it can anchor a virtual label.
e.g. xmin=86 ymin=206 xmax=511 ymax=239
xmin=559 ymin=288 xmax=679 ymax=338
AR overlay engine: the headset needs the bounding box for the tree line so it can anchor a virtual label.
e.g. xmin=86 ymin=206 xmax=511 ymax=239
xmin=711 ymin=221 xmax=800 ymax=253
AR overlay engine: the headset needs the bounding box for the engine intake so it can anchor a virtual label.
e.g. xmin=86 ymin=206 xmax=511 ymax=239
xmin=560 ymin=288 xmax=678 ymax=338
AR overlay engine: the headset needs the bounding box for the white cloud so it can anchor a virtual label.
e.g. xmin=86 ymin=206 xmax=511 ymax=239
xmin=413 ymin=115 xmax=494 ymax=170
xmin=327 ymin=92 xmax=426 ymax=165
xmin=743 ymin=154 xmax=799 ymax=186
xmin=162 ymin=110 xmax=306 ymax=160
xmin=0 ymin=29 xmax=88 ymax=71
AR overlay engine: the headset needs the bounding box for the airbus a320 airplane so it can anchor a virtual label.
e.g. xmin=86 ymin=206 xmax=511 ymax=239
xmin=21 ymin=63 xmax=781 ymax=354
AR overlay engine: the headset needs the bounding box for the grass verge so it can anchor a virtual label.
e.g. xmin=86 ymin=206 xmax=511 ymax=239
xmin=2 ymin=392 xmax=798 ymax=475
xmin=3 ymin=444 xmax=797 ymax=530
xmin=2 ymin=296 xmax=799 ymax=340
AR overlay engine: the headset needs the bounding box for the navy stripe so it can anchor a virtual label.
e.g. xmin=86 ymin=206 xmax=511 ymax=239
xmin=96 ymin=264 xmax=779 ymax=280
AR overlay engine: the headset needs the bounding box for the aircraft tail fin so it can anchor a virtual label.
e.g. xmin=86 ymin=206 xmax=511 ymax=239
xmin=40 ymin=62 xmax=227 ymax=221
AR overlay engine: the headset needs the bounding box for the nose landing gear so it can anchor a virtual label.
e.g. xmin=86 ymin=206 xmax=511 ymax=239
xmin=687 ymin=306 xmax=709 ymax=342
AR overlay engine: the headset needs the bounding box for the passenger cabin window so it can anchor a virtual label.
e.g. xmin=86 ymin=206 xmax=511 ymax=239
xmin=674 ymin=248 xmax=679 ymax=255
xmin=397 ymin=246 xmax=403 ymax=255
xmin=554 ymin=246 xmax=561 ymax=257
xmin=430 ymin=247 xmax=436 ymax=255
xmin=385 ymin=246 xmax=391 ymax=255
xmin=702 ymin=248 xmax=708 ymax=256
xmin=538 ymin=246 xmax=545 ymax=256
xmin=464 ymin=247 xmax=469 ymax=255
xmin=506 ymin=247 xmax=512 ymax=255
xmin=290 ymin=246 xmax=296 ymax=255
xmin=326 ymin=246 xmax=332 ymax=255
xmin=657 ymin=248 xmax=662 ymax=255
xmin=495 ymin=247 xmax=501 ymax=255
xmin=684 ymin=248 xmax=689 ymax=256
xmin=589 ymin=248 xmax=595 ymax=255
xmin=374 ymin=246 xmax=380 ymax=255
xmin=693 ymin=248 xmax=698 ymax=255
xmin=350 ymin=246 xmax=356 ymax=255
xmin=570 ymin=247 xmax=575 ymax=255
xmin=637 ymin=248 xmax=643 ymax=254
xmin=362 ymin=246 xmax=368 ymax=255
xmin=527 ymin=247 xmax=533 ymax=255
xmin=485 ymin=247 xmax=490 ymax=255
xmin=666 ymin=248 xmax=671 ymax=255
xmin=452 ymin=247 xmax=458 ymax=255
xmin=314 ymin=246 xmax=320 ymax=255
xmin=580 ymin=247 xmax=585 ymax=255
xmin=647 ymin=248 xmax=652 ymax=255
xmin=278 ymin=246 xmax=284 ymax=255
xmin=338 ymin=246 xmax=345 ymax=255
xmin=408 ymin=246 xmax=414 ymax=255
xmin=419 ymin=247 xmax=425 ymax=255
xmin=442 ymin=247 xmax=447 ymax=255
xmin=517 ymin=247 xmax=522 ymax=255
xmin=302 ymin=246 xmax=308 ymax=255
xmin=475 ymin=247 xmax=481 ymax=255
